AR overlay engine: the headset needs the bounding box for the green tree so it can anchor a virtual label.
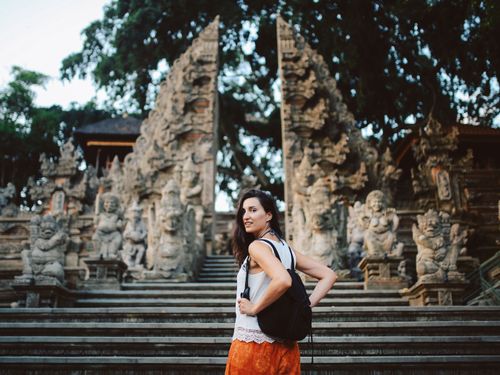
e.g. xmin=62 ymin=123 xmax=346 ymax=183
xmin=61 ymin=0 xmax=499 ymax=201
xmin=0 ymin=66 xmax=55 ymax=192
xmin=0 ymin=66 xmax=111 ymax=205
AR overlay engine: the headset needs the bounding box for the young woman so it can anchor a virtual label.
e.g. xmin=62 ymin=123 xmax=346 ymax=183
xmin=225 ymin=189 xmax=337 ymax=374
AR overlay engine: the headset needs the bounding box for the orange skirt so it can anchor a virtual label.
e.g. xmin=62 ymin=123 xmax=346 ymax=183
xmin=225 ymin=339 xmax=300 ymax=375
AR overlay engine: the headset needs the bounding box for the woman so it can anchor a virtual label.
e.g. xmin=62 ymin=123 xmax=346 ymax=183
xmin=225 ymin=189 xmax=337 ymax=374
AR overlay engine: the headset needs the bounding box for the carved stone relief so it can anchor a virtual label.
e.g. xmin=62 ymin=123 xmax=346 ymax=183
xmin=121 ymin=201 xmax=147 ymax=270
xmin=412 ymin=209 xmax=468 ymax=283
xmin=92 ymin=193 xmax=123 ymax=259
xmin=17 ymin=215 xmax=68 ymax=283
xmin=361 ymin=190 xmax=404 ymax=258
xmin=145 ymin=180 xmax=195 ymax=280
xmin=410 ymin=116 xmax=473 ymax=213
xmin=277 ymin=17 xmax=381 ymax=270
xmin=27 ymin=139 xmax=96 ymax=216
xmin=114 ymin=19 xmax=219 ymax=277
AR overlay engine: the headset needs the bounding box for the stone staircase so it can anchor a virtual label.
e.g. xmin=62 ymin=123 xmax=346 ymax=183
xmin=198 ymin=255 xmax=239 ymax=283
xmin=0 ymin=255 xmax=499 ymax=374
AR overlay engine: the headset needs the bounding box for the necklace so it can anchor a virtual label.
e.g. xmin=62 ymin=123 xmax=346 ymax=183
xmin=259 ymin=229 xmax=274 ymax=238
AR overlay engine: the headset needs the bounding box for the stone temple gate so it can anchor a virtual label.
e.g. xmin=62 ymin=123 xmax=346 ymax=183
xmin=0 ymin=15 xmax=499 ymax=308
xmin=0 ymin=15 xmax=500 ymax=375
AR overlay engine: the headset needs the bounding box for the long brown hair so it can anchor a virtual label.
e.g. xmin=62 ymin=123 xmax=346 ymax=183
xmin=232 ymin=189 xmax=283 ymax=266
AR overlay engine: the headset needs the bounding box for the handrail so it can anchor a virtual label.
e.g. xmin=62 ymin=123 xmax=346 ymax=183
xmin=465 ymin=251 xmax=500 ymax=305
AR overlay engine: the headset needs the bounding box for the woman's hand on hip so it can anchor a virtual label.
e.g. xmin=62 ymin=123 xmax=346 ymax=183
xmin=238 ymin=298 xmax=256 ymax=316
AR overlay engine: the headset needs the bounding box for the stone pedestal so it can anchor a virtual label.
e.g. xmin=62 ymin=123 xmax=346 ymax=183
xmin=358 ymin=256 xmax=408 ymax=290
xmin=83 ymin=258 xmax=127 ymax=290
xmin=402 ymin=279 xmax=469 ymax=306
xmin=64 ymin=267 xmax=86 ymax=289
xmin=12 ymin=277 xmax=74 ymax=307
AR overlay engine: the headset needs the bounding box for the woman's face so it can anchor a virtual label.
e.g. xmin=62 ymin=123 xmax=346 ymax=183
xmin=241 ymin=197 xmax=272 ymax=235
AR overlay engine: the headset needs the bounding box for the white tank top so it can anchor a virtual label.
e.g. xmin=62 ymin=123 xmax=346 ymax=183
xmin=232 ymin=238 xmax=296 ymax=343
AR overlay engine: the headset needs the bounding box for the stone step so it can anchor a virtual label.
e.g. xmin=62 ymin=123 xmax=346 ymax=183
xmin=73 ymin=297 xmax=408 ymax=308
xmin=200 ymin=265 xmax=236 ymax=270
xmin=198 ymin=271 xmax=237 ymax=277
xmin=74 ymin=288 xmax=402 ymax=300
xmin=198 ymin=270 xmax=238 ymax=275
xmin=199 ymin=264 xmax=238 ymax=270
xmin=201 ymin=262 xmax=236 ymax=267
xmin=121 ymin=281 xmax=365 ymax=291
xmin=203 ymin=257 xmax=235 ymax=263
xmin=197 ymin=277 xmax=236 ymax=282
xmin=0 ymin=355 xmax=499 ymax=374
xmin=1 ymin=306 xmax=498 ymax=323
xmin=202 ymin=260 xmax=236 ymax=265
xmin=1 ymin=335 xmax=499 ymax=356
xmin=1 ymin=321 xmax=498 ymax=337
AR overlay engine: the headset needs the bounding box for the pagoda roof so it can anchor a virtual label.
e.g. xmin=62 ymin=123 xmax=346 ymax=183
xmin=75 ymin=116 xmax=142 ymax=136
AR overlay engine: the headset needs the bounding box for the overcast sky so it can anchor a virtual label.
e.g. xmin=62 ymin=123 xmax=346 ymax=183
xmin=0 ymin=0 xmax=108 ymax=108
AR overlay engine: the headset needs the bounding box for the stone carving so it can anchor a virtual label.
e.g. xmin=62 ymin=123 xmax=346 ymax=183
xmin=435 ymin=169 xmax=452 ymax=200
xmin=348 ymin=190 xmax=405 ymax=283
xmin=290 ymin=152 xmax=315 ymax=255
xmin=92 ymin=193 xmax=123 ymax=259
xmin=180 ymin=155 xmax=202 ymax=204
xmin=100 ymin=156 xmax=125 ymax=197
xmin=120 ymin=18 xmax=219 ymax=212
xmin=114 ymin=19 xmax=219 ymax=273
xmin=180 ymin=154 xmax=204 ymax=232
xmin=361 ymin=190 xmax=404 ymax=257
xmin=373 ymin=148 xmax=402 ymax=206
xmin=19 ymin=215 xmax=68 ymax=283
xmin=410 ymin=116 xmax=462 ymax=211
xmin=122 ymin=153 xmax=146 ymax=203
xmin=0 ymin=182 xmax=18 ymax=217
xmin=179 ymin=154 xmax=206 ymax=272
xmin=412 ymin=209 xmax=468 ymax=282
xmin=277 ymin=17 xmax=379 ymax=267
xmin=27 ymin=139 xmax=96 ymax=215
xmin=121 ymin=201 xmax=147 ymax=269
xmin=146 ymin=180 xmax=195 ymax=280
xmin=347 ymin=201 xmax=366 ymax=279
xmin=40 ymin=140 xmax=78 ymax=177
xmin=308 ymin=178 xmax=341 ymax=269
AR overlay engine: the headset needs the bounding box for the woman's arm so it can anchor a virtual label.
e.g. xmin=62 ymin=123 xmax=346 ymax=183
xmin=295 ymin=251 xmax=337 ymax=307
xmin=238 ymin=241 xmax=292 ymax=316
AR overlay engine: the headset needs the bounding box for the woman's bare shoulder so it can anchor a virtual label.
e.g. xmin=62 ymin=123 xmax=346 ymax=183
xmin=248 ymin=239 xmax=274 ymax=257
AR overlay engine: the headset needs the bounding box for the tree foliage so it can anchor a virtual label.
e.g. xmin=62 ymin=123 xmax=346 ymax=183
xmin=0 ymin=67 xmax=110 ymax=204
xmin=61 ymin=0 xmax=499 ymax=201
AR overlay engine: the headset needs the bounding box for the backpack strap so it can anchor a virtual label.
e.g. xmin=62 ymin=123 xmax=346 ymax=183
xmin=258 ymin=238 xmax=295 ymax=271
xmin=243 ymin=256 xmax=250 ymax=295
xmin=244 ymin=239 xmax=296 ymax=294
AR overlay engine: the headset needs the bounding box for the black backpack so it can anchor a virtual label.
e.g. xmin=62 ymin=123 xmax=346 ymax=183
xmin=242 ymin=238 xmax=312 ymax=341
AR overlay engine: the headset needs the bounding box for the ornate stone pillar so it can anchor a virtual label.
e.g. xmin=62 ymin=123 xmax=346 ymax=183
xmin=276 ymin=17 xmax=380 ymax=272
xmin=119 ymin=18 xmax=220 ymax=276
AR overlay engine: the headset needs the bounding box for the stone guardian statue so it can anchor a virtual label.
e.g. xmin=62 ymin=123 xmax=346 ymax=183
xmin=92 ymin=193 xmax=123 ymax=259
xmin=19 ymin=215 xmax=68 ymax=283
xmin=146 ymin=180 xmax=195 ymax=280
xmin=121 ymin=201 xmax=147 ymax=269
xmin=361 ymin=190 xmax=404 ymax=257
xmin=412 ymin=209 xmax=467 ymax=283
